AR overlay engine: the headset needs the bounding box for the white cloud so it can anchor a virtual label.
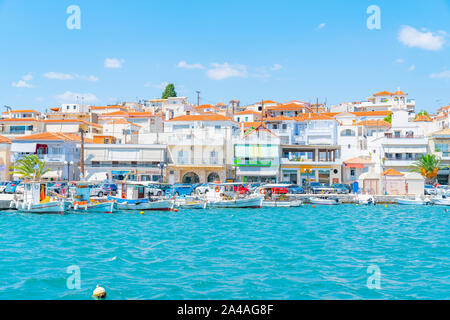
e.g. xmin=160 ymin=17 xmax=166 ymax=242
xmin=430 ymin=70 xmax=450 ymax=79
xmin=270 ymin=64 xmax=282 ymax=71
xmin=104 ymin=58 xmax=125 ymax=68
xmin=409 ymin=65 xmax=416 ymax=71
xmin=394 ymin=58 xmax=404 ymax=64
xmin=44 ymin=72 xmax=98 ymax=82
xmin=44 ymin=72 xmax=75 ymax=80
xmin=12 ymin=73 xmax=34 ymax=88
xmin=318 ymin=23 xmax=326 ymax=29
xmin=55 ymin=91 xmax=98 ymax=103
xmin=144 ymin=81 xmax=169 ymax=89
xmin=398 ymin=25 xmax=446 ymax=51
xmin=177 ymin=61 xmax=204 ymax=69
xmin=206 ymin=63 xmax=248 ymax=80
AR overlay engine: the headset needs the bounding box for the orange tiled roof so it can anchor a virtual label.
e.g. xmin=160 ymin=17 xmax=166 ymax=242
xmin=351 ymin=111 xmax=391 ymax=117
xmin=414 ymin=114 xmax=432 ymax=122
xmin=234 ymin=110 xmax=261 ymax=116
xmin=393 ymin=90 xmax=407 ymax=95
xmin=265 ymin=116 xmax=295 ymax=121
xmin=382 ymin=168 xmax=404 ymax=176
xmin=344 ymin=157 xmax=374 ymax=165
xmin=356 ymin=120 xmax=391 ymax=127
xmin=194 ymin=104 xmax=219 ymax=110
xmin=14 ymin=132 xmax=86 ymax=142
xmin=0 ymin=135 xmax=11 ymax=144
xmin=0 ymin=118 xmax=41 ymax=122
xmin=1 ymin=109 xmax=40 ymax=114
xmin=296 ymin=113 xmax=335 ymax=121
xmin=373 ymin=91 xmax=393 ymax=96
xmin=241 ymin=121 xmax=262 ymax=128
xmin=266 ymin=103 xmax=311 ymax=111
xmin=168 ymin=114 xmax=234 ymax=122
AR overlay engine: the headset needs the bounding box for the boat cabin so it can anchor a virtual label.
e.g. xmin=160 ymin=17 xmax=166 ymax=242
xmin=23 ymin=182 xmax=51 ymax=205
xmin=119 ymin=182 xmax=146 ymax=200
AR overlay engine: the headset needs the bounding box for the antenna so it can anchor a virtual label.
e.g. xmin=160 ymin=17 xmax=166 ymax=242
xmin=196 ymin=91 xmax=200 ymax=106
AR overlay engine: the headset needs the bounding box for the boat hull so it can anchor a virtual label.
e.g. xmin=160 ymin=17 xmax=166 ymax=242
xmin=115 ymin=200 xmax=174 ymax=211
xmin=395 ymin=199 xmax=427 ymax=205
xmin=16 ymin=201 xmax=65 ymax=214
xmin=310 ymin=197 xmax=340 ymax=205
xmin=433 ymin=198 xmax=450 ymax=206
xmin=72 ymin=202 xmax=115 ymax=214
xmin=262 ymin=200 xmax=302 ymax=207
xmin=208 ymin=197 xmax=263 ymax=209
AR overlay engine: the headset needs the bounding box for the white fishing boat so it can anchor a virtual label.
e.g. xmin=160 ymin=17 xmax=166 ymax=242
xmin=109 ymin=182 xmax=174 ymax=211
xmin=262 ymin=199 xmax=302 ymax=207
xmin=13 ymin=182 xmax=66 ymax=214
xmin=310 ymin=197 xmax=340 ymax=205
xmin=205 ymin=183 xmax=263 ymax=209
xmin=395 ymin=197 xmax=429 ymax=205
xmin=432 ymin=197 xmax=450 ymax=206
xmin=356 ymin=194 xmax=376 ymax=205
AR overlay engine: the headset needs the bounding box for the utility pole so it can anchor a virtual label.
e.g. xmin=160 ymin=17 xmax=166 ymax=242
xmin=79 ymin=126 xmax=85 ymax=180
xmin=196 ymin=91 xmax=200 ymax=106
xmin=261 ymin=99 xmax=265 ymax=123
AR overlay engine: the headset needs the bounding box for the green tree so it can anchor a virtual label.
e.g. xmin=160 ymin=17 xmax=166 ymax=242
xmin=383 ymin=113 xmax=392 ymax=124
xmin=11 ymin=154 xmax=49 ymax=180
xmin=161 ymin=83 xmax=177 ymax=99
xmin=417 ymin=110 xmax=429 ymax=116
xmin=410 ymin=154 xmax=440 ymax=184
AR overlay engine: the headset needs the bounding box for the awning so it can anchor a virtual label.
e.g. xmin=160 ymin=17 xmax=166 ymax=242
xmin=345 ymin=163 xmax=365 ymax=169
xmin=11 ymin=143 xmax=37 ymax=153
xmin=236 ymin=169 xmax=278 ymax=177
xmin=42 ymin=170 xmax=59 ymax=179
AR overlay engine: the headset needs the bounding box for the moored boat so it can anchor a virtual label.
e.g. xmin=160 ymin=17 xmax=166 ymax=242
xmin=432 ymin=197 xmax=450 ymax=206
xmin=395 ymin=197 xmax=429 ymax=205
xmin=357 ymin=194 xmax=376 ymax=205
xmin=262 ymin=199 xmax=302 ymax=207
xmin=109 ymin=182 xmax=174 ymax=211
xmin=205 ymin=183 xmax=263 ymax=208
xmin=14 ymin=182 xmax=65 ymax=214
xmin=70 ymin=182 xmax=114 ymax=213
xmin=175 ymin=197 xmax=207 ymax=209
xmin=310 ymin=197 xmax=340 ymax=205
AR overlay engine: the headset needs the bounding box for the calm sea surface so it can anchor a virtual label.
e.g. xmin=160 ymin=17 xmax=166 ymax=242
xmin=0 ymin=205 xmax=448 ymax=300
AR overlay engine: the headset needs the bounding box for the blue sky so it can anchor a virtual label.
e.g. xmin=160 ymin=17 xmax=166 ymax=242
xmin=1 ymin=0 xmax=449 ymax=112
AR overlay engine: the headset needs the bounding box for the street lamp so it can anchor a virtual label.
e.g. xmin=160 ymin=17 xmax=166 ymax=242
xmin=64 ymin=161 xmax=74 ymax=181
xmin=159 ymin=163 xmax=167 ymax=183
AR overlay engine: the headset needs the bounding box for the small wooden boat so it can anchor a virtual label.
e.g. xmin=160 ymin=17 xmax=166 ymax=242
xmin=432 ymin=197 xmax=450 ymax=206
xmin=109 ymin=182 xmax=174 ymax=211
xmin=357 ymin=194 xmax=376 ymax=205
xmin=310 ymin=197 xmax=340 ymax=205
xmin=262 ymin=199 xmax=302 ymax=207
xmin=205 ymin=183 xmax=263 ymax=208
xmin=14 ymin=182 xmax=65 ymax=214
xmin=395 ymin=197 xmax=429 ymax=205
xmin=69 ymin=183 xmax=114 ymax=213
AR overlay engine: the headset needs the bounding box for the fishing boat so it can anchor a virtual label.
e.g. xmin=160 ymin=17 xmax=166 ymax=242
xmin=309 ymin=197 xmax=340 ymax=205
xmin=108 ymin=182 xmax=174 ymax=211
xmin=70 ymin=183 xmax=114 ymax=213
xmin=205 ymin=183 xmax=263 ymax=208
xmin=432 ymin=197 xmax=450 ymax=206
xmin=262 ymin=199 xmax=302 ymax=207
xmin=356 ymin=194 xmax=376 ymax=205
xmin=174 ymin=197 xmax=207 ymax=209
xmin=12 ymin=182 xmax=66 ymax=214
xmin=395 ymin=197 xmax=430 ymax=205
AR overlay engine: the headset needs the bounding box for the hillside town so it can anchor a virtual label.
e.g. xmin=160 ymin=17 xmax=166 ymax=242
xmin=1 ymin=87 xmax=449 ymax=196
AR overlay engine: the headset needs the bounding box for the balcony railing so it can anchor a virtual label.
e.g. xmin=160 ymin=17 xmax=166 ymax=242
xmin=173 ymin=158 xmax=225 ymax=166
xmin=233 ymin=158 xmax=272 ymax=167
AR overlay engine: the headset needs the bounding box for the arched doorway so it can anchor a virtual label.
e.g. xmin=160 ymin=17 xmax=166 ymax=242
xmin=207 ymin=172 xmax=220 ymax=182
xmin=182 ymin=172 xmax=200 ymax=184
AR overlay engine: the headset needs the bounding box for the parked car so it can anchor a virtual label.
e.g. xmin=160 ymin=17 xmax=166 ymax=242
xmin=48 ymin=182 xmax=67 ymax=195
xmin=0 ymin=181 xmax=9 ymax=193
xmin=145 ymin=184 xmax=164 ymax=197
xmin=309 ymin=182 xmax=334 ymax=194
xmin=332 ymin=183 xmax=350 ymax=194
xmin=195 ymin=183 xmax=214 ymax=194
xmin=287 ymin=185 xmax=305 ymax=194
xmin=4 ymin=181 xmax=21 ymax=194
xmin=166 ymin=184 xmax=195 ymax=197
xmin=90 ymin=183 xmax=117 ymax=197
xmin=424 ymin=184 xmax=438 ymax=195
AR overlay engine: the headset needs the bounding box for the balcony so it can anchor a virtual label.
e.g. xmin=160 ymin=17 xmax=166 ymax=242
xmin=383 ymin=159 xmax=416 ymax=167
xmin=172 ymin=158 xmax=225 ymax=166
xmin=233 ymin=158 xmax=272 ymax=167
xmin=281 ymin=158 xmax=339 ymax=166
xmin=11 ymin=153 xmax=66 ymax=163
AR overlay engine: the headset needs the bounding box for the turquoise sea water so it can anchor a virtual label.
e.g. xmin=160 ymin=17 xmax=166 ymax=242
xmin=0 ymin=205 xmax=448 ymax=300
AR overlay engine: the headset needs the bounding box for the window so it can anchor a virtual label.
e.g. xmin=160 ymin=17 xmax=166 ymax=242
xmin=341 ymin=129 xmax=355 ymax=136
xmin=350 ymin=169 xmax=355 ymax=177
xmin=245 ymin=117 xmax=248 ymax=122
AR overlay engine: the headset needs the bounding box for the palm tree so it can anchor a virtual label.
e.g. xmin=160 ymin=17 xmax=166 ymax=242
xmin=11 ymin=154 xmax=49 ymax=180
xmin=410 ymin=154 xmax=440 ymax=183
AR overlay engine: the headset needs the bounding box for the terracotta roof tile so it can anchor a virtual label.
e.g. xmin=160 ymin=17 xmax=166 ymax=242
xmin=382 ymin=168 xmax=404 ymax=176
